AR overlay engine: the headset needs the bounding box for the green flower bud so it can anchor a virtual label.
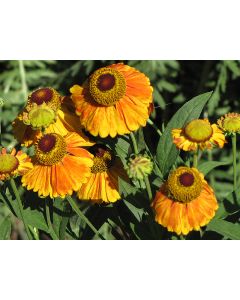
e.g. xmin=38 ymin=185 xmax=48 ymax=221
xmin=126 ymin=154 xmax=153 ymax=180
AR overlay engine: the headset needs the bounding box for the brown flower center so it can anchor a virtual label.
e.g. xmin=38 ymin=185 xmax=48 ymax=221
xmin=167 ymin=167 xmax=203 ymax=203
xmin=30 ymin=88 xmax=53 ymax=105
xmin=179 ymin=172 xmax=194 ymax=187
xmin=90 ymin=145 xmax=114 ymax=173
xmin=97 ymin=74 xmax=115 ymax=91
xmin=36 ymin=133 xmax=67 ymax=165
xmin=38 ymin=134 xmax=56 ymax=152
xmin=88 ymin=67 xmax=126 ymax=106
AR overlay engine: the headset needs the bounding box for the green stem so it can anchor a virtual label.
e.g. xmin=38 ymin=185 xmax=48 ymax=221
xmin=193 ymin=150 xmax=198 ymax=168
xmin=1 ymin=188 xmax=24 ymax=225
xmin=147 ymin=119 xmax=162 ymax=136
xmin=129 ymin=132 xmax=138 ymax=155
xmin=1 ymin=186 xmax=38 ymax=240
xmin=66 ymin=195 xmax=104 ymax=240
xmin=208 ymin=149 xmax=215 ymax=187
xmin=45 ymin=200 xmax=58 ymax=240
xmin=18 ymin=60 xmax=28 ymax=99
xmin=232 ymin=134 xmax=237 ymax=192
xmin=129 ymin=132 xmax=153 ymax=202
xmin=9 ymin=178 xmax=32 ymax=240
xmin=0 ymin=103 xmax=2 ymax=149
xmin=144 ymin=176 xmax=153 ymax=201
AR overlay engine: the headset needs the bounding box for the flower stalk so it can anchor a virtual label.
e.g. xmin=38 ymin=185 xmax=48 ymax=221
xmin=232 ymin=134 xmax=237 ymax=192
xmin=45 ymin=199 xmax=58 ymax=240
xmin=147 ymin=119 xmax=162 ymax=136
xmin=9 ymin=178 xmax=32 ymax=240
xmin=18 ymin=60 xmax=28 ymax=100
xmin=129 ymin=132 xmax=153 ymax=201
xmin=66 ymin=195 xmax=105 ymax=240
xmin=193 ymin=150 xmax=198 ymax=168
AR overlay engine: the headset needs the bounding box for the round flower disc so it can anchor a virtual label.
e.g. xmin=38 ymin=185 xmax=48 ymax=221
xmin=184 ymin=119 xmax=213 ymax=142
xmin=36 ymin=133 xmax=67 ymax=165
xmin=30 ymin=88 xmax=53 ymax=105
xmin=167 ymin=167 xmax=203 ymax=203
xmin=0 ymin=154 xmax=19 ymax=174
xmin=90 ymin=145 xmax=114 ymax=173
xmin=28 ymin=104 xmax=56 ymax=129
xmin=89 ymin=67 xmax=126 ymax=106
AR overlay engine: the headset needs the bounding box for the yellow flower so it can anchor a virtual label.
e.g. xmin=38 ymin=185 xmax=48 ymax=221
xmin=217 ymin=112 xmax=240 ymax=134
xmin=21 ymin=132 xmax=93 ymax=198
xmin=151 ymin=166 xmax=218 ymax=235
xmin=172 ymin=119 xmax=226 ymax=151
xmin=13 ymin=95 xmax=94 ymax=147
xmin=77 ymin=144 xmax=126 ymax=203
xmin=0 ymin=148 xmax=33 ymax=181
xmin=23 ymin=87 xmax=62 ymax=130
xmin=27 ymin=87 xmax=62 ymax=111
xmin=70 ymin=63 xmax=153 ymax=138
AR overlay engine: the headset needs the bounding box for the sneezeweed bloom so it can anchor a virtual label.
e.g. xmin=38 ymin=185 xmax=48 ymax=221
xmin=126 ymin=154 xmax=153 ymax=180
xmin=0 ymin=148 xmax=33 ymax=181
xmin=77 ymin=144 xmax=126 ymax=203
xmin=152 ymin=166 xmax=218 ymax=235
xmin=70 ymin=63 xmax=153 ymax=138
xmin=217 ymin=113 xmax=240 ymax=134
xmin=172 ymin=118 xmax=226 ymax=151
xmin=21 ymin=132 xmax=93 ymax=198
xmin=23 ymin=87 xmax=62 ymax=129
xmin=13 ymin=94 xmax=94 ymax=147
xmin=12 ymin=87 xmax=62 ymax=146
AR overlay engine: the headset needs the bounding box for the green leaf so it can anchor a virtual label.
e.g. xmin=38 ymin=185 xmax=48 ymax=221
xmin=119 ymin=178 xmax=138 ymax=197
xmin=52 ymin=198 xmax=70 ymax=239
xmin=0 ymin=216 xmax=11 ymax=240
xmin=157 ymin=80 xmax=177 ymax=93
xmin=153 ymin=89 xmax=166 ymax=109
xmin=198 ymin=161 xmax=230 ymax=176
xmin=156 ymin=92 xmax=213 ymax=177
xmin=214 ymin=188 xmax=240 ymax=219
xmin=207 ymin=219 xmax=240 ymax=240
xmin=114 ymin=136 xmax=130 ymax=168
xmin=4 ymin=188 xmax=49 ymax=232
xmin=224 ymin=60 xmax=240 ymax=77
xmin=23 ymin=208 xmax=49 ymax=232
xmin=123 ymin=200 xmax=145 ymax=222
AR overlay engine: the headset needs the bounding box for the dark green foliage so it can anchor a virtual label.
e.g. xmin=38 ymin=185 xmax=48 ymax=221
xmin=1 ymin=60 xmax=240 ymax=239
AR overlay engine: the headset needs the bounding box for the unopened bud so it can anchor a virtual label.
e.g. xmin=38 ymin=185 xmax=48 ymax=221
xmin=126 ymin=154 xmax=153 ymax=180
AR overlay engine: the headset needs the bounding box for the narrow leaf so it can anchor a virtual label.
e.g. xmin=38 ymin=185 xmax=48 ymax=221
xmin=0 ymin=217 xmax=11 ymax=240
xmin=198 ymin=161 xmax=230 ymax=176
xmin=207 ymin=219 xmax=240 ymax=240
xmin=156 ymin=92 xmax=213 ymax=177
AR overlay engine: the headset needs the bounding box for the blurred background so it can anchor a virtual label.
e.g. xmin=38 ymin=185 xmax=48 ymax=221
xmin=0 ymin=60 xmax=240 ymax=239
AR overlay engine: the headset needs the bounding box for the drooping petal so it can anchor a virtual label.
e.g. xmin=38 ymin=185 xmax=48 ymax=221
xmin=70 ymin=63 xmax=153 ymax=138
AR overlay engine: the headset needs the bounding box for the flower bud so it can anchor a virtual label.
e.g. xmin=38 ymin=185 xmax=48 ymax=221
xmin=126 ymin=154 xmax=153 ymax=180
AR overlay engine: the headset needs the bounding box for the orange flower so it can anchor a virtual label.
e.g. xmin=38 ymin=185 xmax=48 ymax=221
xmin=0 ymin=148 xmax=33 ymax=181
xmin=21 ymin=132 xmax=93 ymax=198
xmin=77 ymin=144 xmax=126 ymax=203
xmin=70 ymin=63 xmax=153 ymax=138
xmin=13 ymin=94 xmax=94 ymax=147
xmin=172 ymin=119 xmax=226 ymax=151
xmin=152 ymin=166 xmax=218 ymax=235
